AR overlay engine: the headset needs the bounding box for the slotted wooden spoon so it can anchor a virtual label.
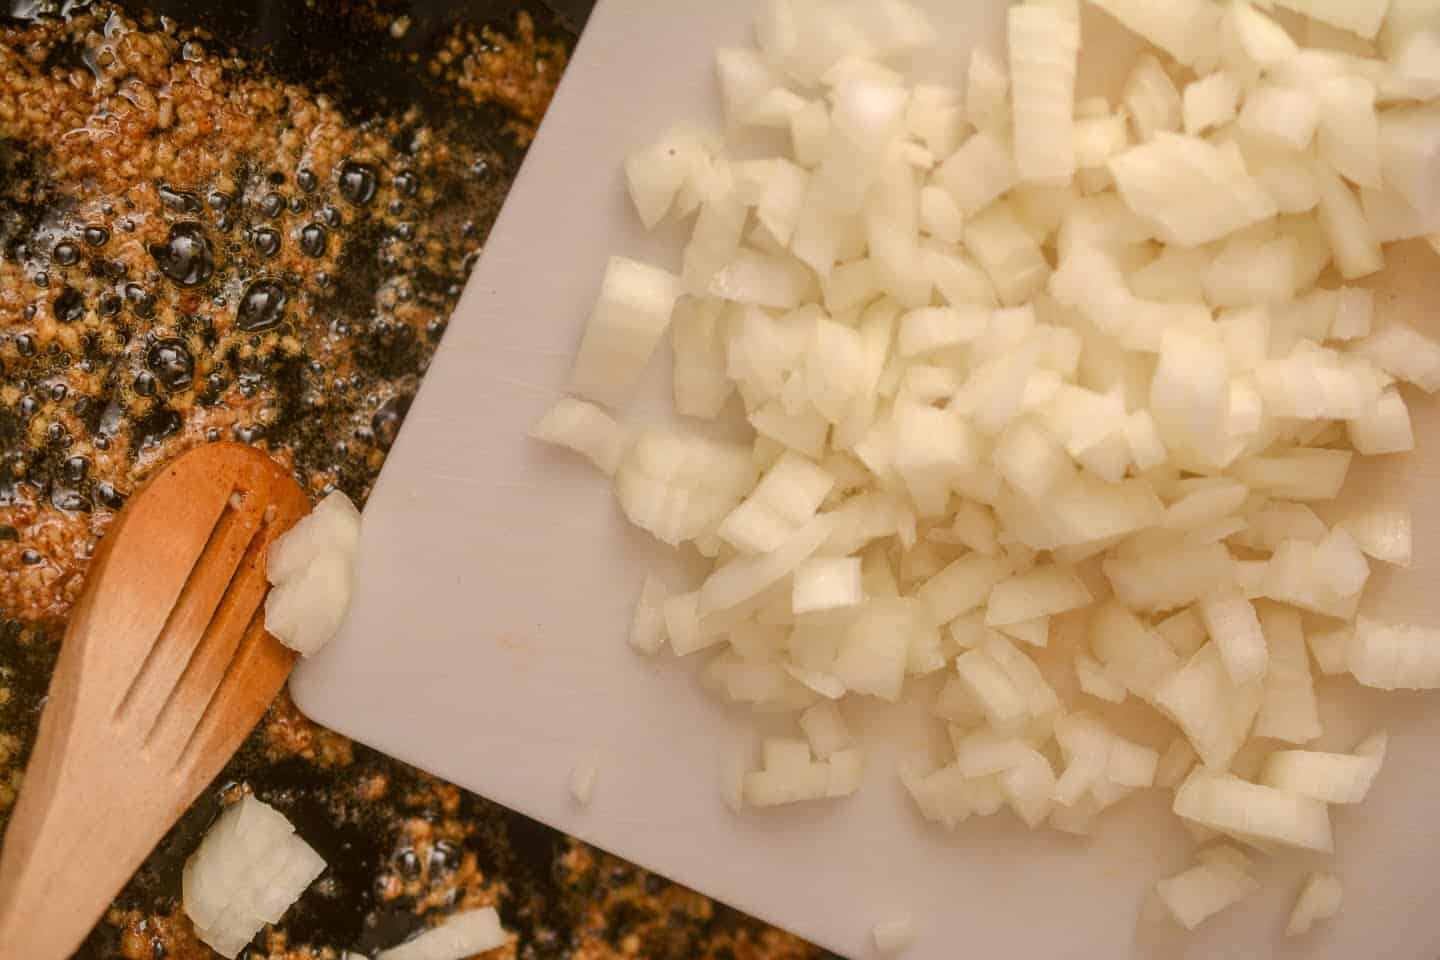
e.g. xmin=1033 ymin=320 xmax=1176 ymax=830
xmin=0 ymin=443 xmax=310 ymax=959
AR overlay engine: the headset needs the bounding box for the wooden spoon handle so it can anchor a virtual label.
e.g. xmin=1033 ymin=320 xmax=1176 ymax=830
xmin=0 ymin=688 xmax=170 ymax=957
xmin=0 ymin=444 xmax=308 ymax=959
xmin=0 ymin=620 xmax=296 ymax=959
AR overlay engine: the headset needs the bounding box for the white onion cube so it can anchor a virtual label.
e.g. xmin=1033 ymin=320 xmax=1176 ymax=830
xmin=1173 ymin=770 xmax=1334 ymax=852
xmin=530 ymin=398 xmax=629 ymax=476
xmin=183 ymin=796 xmax=327 ymax=959
xmin=377 ymin=908 xmax=509 ymax=960
xmin=1287 ymin=872 xmax=1343 ymax=936
xmin=1347 ymin=616 xmax=1440 ymax=690
xmin=569 ymin=257 xmax=684 ymax=407
xmin=1156 ymin=845 xmax=1258 ymax=930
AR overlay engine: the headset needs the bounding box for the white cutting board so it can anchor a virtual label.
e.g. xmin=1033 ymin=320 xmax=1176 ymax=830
xmin=290 ymin=2 xmax=1440 ymax=957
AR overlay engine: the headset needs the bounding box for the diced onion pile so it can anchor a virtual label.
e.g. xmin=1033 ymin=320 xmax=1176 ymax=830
xmin=182 ymin=795 xmax=327 ymax=958
xmin=264 ymin=490 xmax=361 ymax=656
xmin=533 ymin=0 xmax=1440 ymax=940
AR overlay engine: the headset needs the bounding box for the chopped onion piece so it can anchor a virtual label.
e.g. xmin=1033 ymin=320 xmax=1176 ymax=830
xmin=919 ymin=186 xmax=965 ymax=244
xmin=793 ymin=556 xmax=864 ymax=614
xmin=1155 ymin=607 xmax=1207 ymax=660
xmin=951 ymin=729 xmax=1035 ymax=779
xmin=1274 ymin=0 xmax=1388 ymax=39
xmin=1074 ymin=110 xmax=1130 ymax=179
xmin=1307 ymin=623 xmax=1351 ymax=676
xmin=897 ymin=306 xmax=987 ymax=359
xmin=1155 ymin=736 xmax=1198 ymax=790
xmin=1348 ymin=388 xmax=1415 ymax=455
xmin=1236 ymin=448 xmax=1352 ymax=502
xmin=1364 ymin=183 xmax=1436 ymax=249
xmin=1163 ymin=481 xmax=1248 ymax=533
xmin=992 ymin=418 xmax=1074 ymax=500
xmin=1048 ymin=795 xmax=1099 ymax=835
xmin=967 ymin=48 xmax=1010 ymax=135
xmin=873 ymin=914 xmax=916 ymax=954
xmin=530 ymin=398 xmax=629 ymax=475
xmin=835 ymin=599 xmax=925 ymax=701
xmin=800 ymin=701 xmax=853 ymax=759
xmin=1008 ymin=3 xmax=1079 ymax=185
xmin=625 ymin=126 xmax=718 ymax=230
xmin=955 ymin=649 xmax=1028 ymax=734
xmin=1183 ymin=72 xmax=1239 ymax=137
xmin=1252 ymin=603 xmax=1321 ymax=744
xmin=569 ymin=257 xmax=684 ymax=407
xmin=266 ymin=490 xmax=359 ymax=588
xmin=183 ymin=796 xmax=327 ymax=959
xmin=964 ymin=202 xmax=1051 ymax=307
xmin=1075 ymin=652 xmax=1126 ymax=703
xmin=1088 ymin=0 xmax=1216 ymax=65
xmin=1352 ymin=322 xmax=1440 ymax=392
xmin=1315 ymin=163 xmax=1384 ymax=279
xmin=985 ymin=565 xmax=1092 ymax=626
xmin=999 ymin=747 xmax=1058 ymax=828
xmin=1156 ymin=844 xmax=1259 ymax=930
xmin=665 ymin=591 xmax=725 ymax=657
xmin=1108 ymin=133 xmax=1277 ymax=247
xmin=1377 ymin=104 xmax=1440 ymax=221
xmin=716 ymin=46 xmax=780 ymax=129
xmin=570 ymin=753 xmax=599 ymax=805
xmin=1198 ymin=590 xmax=1267 ymax=685
xmin=1123 ymin=54 xmax=1182 ymax=141
xmin=710 ymin=248 xmax=814 ymax=309
xmin=1205 ymin=235 xmax=1300 ymax=307
xmin=745 ymin=739 xmax=831 ymax=806
xmin=720 ymin=452 xmax=835 ymax=554
xmin=1261 ymin=732 xmax=1388 ymax=804
xmin=763 ymin=738 xmax=812 ymax=774
xmin=908 ymin=85 xmax=965 ymax=158
xmin=1103 ymin=541 xmax=1231 ymax=613
xmin=997 ymin=615 xmax=1050 ymax=648
xmin=1330 ymin=287 xmax=1374 ymax=340
xmin=789 ymin=99 xmax=830 ymax=167
xmin=935 ymin=130 xmax=1015 ymax=219
xmin=629 ymin=575 xmax=669 ymax=655
xmin=1239 ymin=84 xmax=1319 ymax=153
xmin=1347 ymin=616 xmax=1440 ymax=689
xmin=1173 ymin=770 xmax=1334 ymax=853
xmin=265 ymin=491 xmax=360 ymax=657
xmin=671 ymin=297 xmax=735 ymax=419
xmin=827 ymin=747 xmax=866 ymax=796
xmin=1287 ymin=871 xmax=1343 ymax=936
xmin=377 ymin=909 xmax=508 ymax=960
xmin=1153 ymin=643 xmax=1261 ymax=771
xmin=1262 ymin=536 xmax=1365 ymax=619
xmin=916 ymin=553 xmax=1013 ymax=625
xmin=1336 ymin=501 xmax=1413 ymax=566
xmin=1002 ymin=475 xmax=1165 ymax=551
xmin=1228 ymin=1 xmax=1298 ymax=68
xmin=1317 ymin=76 xmax=1381 ymax=190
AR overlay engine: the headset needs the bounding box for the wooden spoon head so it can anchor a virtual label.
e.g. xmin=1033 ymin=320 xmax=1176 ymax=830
xmin=0 ymin=442 xmax=311 ymax=959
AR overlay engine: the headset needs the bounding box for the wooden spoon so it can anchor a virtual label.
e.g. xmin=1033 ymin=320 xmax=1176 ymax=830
xmin=0 ymin=443 xmax=310 ymax=959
